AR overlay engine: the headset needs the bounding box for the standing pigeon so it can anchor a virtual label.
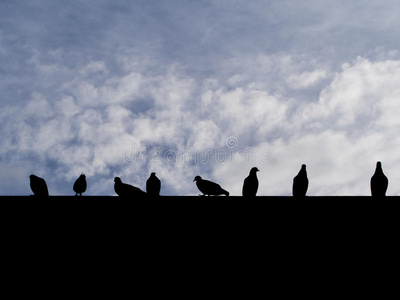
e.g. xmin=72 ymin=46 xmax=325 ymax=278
xmin=114 ymin=177 xmax=146 ymax=198
xmin=292 ymin=164 xmax=308 ymax=198
xmin=29 ymin=174 xmax=49 ymax=196
xmin=146 ymin=172 xmax=161 ymax=196
xmin=370 ymin=161 xmax=388 ymax=197
xmin=242 ymin=167 xmax=259 ymax=197
xmin=193 ymin=176 xmax=229 ymax=196
xmin=73 ymin=173 xmax=87 ymax=196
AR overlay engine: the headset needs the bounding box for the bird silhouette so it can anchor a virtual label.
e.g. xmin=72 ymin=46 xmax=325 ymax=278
xmin=193 ymin=176 xmax=229 ymax=196
xmin=73 ymin=173 xmax=87 ymax=196
xmin=292 ymin=164 xmax=308 ymax=198
xmin=371 ymin=161 xmax=388 ymax=197
xmin=29 ymin=174 xmax=49 ymax=196
xmin=146 ymin=172 xmax=161 ymax=196
xmin=114 ymin=177 xmax=146 ymax=198
xmin=242 ymin=167 xmax=259 ymax=197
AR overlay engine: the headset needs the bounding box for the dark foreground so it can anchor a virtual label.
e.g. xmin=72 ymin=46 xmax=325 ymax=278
xmin=2 ymin=195 xmax=398 ymax=222
xmin=2 ymin=195 xmax=398 ymax=227
xmin=2 ymin=194 xmax=398 ymax=289
xmin=1 ymin=195 xmax=399 ymax=199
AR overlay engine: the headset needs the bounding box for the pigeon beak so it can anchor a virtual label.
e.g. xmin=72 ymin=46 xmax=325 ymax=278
xmin=193 ymin=178 xmax=195 ymax=182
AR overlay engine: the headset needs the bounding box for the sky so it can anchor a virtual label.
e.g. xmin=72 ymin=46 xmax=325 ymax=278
xmin=2 ymin=0 xmax=400 ymax=196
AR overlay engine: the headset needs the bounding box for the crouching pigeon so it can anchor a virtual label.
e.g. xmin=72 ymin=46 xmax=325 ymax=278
xmin=292 ymin=164 xmax=308 ymax=198
xmin=371 ymin=161 xmax=388 ymax=197
xmin=29 ymin=174 xmax=49 ymax=196
xmin=193 ymin=176 xmax=229 ymax=196
xmin=114 ymin=177 xmax=146 ymax=198
xmin=73 ymin=173 xmax=87 ymax=196
xmin=242 ymin=167 xmax=259 ymax=197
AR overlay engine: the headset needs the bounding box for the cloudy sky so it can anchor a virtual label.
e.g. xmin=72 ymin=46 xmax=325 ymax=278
xmin=2 ymin=0 xmax=400 ymax=196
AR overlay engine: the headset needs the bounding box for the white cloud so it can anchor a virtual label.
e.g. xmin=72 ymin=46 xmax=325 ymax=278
xmin=3 ymin=1 xmax=400 ymax=196
xmin=103 ymin=72 xmax=143 ymax=104
xmin=287 ymin=69 xmax=328 ymax=89
xmin=187 ymin=120 xmax=220 ymax=151
xmin=80 ymin=61 xmax=108 ymax=77
xmin=4 ymin=54 xmax=400 ymax=196
xmin=24 ymin=93 xmax=55 ymax=120
xmin=55 ymin=96 xmax=81 ymax=117
xmin=219 ymin=57 xmax=400 ymax=196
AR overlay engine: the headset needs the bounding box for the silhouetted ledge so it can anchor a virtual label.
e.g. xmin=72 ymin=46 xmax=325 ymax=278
xmin=2 ymin=196 xmax=398 ymax=235
xmin=1 ymin=196 xmax=399 ymax=199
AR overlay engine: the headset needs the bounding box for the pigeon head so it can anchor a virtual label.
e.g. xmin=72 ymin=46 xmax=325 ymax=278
xmin=193 ymin=176 xmax=202 ymax=182
xmin=80 ymin=173 xmax=86 ymax=178
xmin=114 ymin=177 xmax=122 ymax=183
xmin=301 ymin=164 xmax=306 ymax=170
xmin=250 ymin=167 xmax=259 ymax=174
xmin=377 ymin=161 xmax=382 ymax=167
xmin=151 ymin=172 xmax=156 ymax=176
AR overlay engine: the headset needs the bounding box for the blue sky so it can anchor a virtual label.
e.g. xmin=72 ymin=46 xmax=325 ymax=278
xmin=2 ymin=0 xmax=400 ymax=196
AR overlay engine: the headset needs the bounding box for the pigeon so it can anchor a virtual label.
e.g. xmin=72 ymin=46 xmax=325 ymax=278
xmin=73 ymin=173 xmax=87 ymax=196
xmin=292 ymin=164 xmax=308 ymax=198
xmin=114 ymin=177 xmax=146 ymax=198
xmin=242 ymin=167 xmax=259 ymax=197
xmin=193 ymin=176 xmax=229 ymax=196
xmin=146 ymin=172 xmax=161 ymax=196
xmin=29 ymin=174 xmax=49 ymax=196
xmin=370 ymin=161 xmax=388 ymax=197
